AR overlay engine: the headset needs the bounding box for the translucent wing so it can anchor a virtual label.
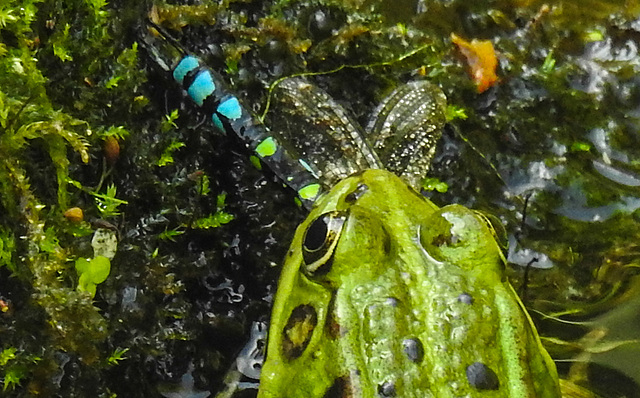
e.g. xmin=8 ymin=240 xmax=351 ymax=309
xmin=270 ymin=78 xmax=382 ymax=188
xmin=366 ymin=81 xmax=447 ymax=190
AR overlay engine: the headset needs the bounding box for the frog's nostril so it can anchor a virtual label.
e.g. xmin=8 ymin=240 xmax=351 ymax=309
xmin=345 ymin=182 xmax=369 ymax=203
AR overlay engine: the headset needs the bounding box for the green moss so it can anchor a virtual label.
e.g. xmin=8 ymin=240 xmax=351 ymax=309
xmin=0 ymin=0 xmax=137 ymax=392
xmin=157 ymin=139 xmax=186 ymax=167
xmin=0 ymin=227 xmax=16 ymax=273
xmin=93 ymin=184 xmax=127 ymax=218
xmin=0 ymin=348 xmax=17 ymax=367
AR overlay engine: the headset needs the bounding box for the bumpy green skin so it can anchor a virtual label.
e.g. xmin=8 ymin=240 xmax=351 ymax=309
xmin=258 ymin=169 xmax=561 ymax=397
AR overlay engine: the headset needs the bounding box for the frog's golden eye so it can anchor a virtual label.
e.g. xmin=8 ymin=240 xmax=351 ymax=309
xmin=302 ymin=211 xmax=347 ymax=276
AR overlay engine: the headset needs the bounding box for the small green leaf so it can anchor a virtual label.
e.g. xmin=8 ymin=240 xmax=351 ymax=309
xmin=422 ymin=177 xmax=449 ymax=193
xmin=0 ymin=228 xmax=15 ymax=272
xmin=157 ymin=140 xmax=186 ymax=166
xmin=39 ymin=228 xmax=60 ymax=254
xmin=75 ymin=257 xmax=91 ymax=274
xmin=570 ymin=141 xmax=591 ymax=152
xmin=107 ymin=347 xmax=129 ymax=366
xmin=192 ymin=194 xmax=234 ymax=230
xmin=0 ymin=8 xmax=18 ymax=28
xmin=76 ymin=256 xmax=111 ymax=298
xmin=104 ymin=76 xmax=121 ymax=89
xmin=541 ymin=51 xmax=556 ymax=74
xmin=216 ymin=193 xmax=227 ymax=208
xmin=52 ymin=24 xmax=73 ymax=62
xmin=157 ymin=153 xmax=174 ymax=167
xmin=88 ymin=256 xmax=111 ymax=284
xmin=94 ymin=184 xmax=127 ymax=218
xmin=584 ymin=29 xmax=604 ymax=42
xmin=249 ymin=155 xmax=263 ymax=170
xmin=0 ymin=347 xmax=17 ymax=366
xmin=159 ymin=228 xmax=185 ymax=242
xmin=192 ymin=212 xmax=234 ymax=229
xmin=445 ymin=105 xmax=468 ymax=121
xmin=3 ymin=365 xmax=25 ymax=391
xmin=77 ymin=273 xmax=97 ymax=298
xmin=103 ymin=125 xmax=129 ymax=140
xmin=161 ymin=109 xmax=179 ymax=133
xmin=225 ymin=58 xmax=239 ymax=75
xmin=396 ymin=23 xmax=407 ymax=35
xmin=189 ymin=172 xmax=210 ymax=196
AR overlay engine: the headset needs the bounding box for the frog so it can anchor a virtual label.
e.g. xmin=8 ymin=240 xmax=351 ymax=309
xmin=257 ymin=169 xmax=561 ymax=397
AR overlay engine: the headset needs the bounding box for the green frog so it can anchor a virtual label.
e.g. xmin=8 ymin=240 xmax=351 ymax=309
xmin=257 ymin=170 xmax=561 ymax=397
xmin=256 ymin=80 xmax=562 ymax=397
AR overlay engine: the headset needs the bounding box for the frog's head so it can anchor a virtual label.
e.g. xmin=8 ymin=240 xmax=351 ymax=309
xmin=299 ymin=169 xmax=508 ymax=287
xmin=297 ymin=169 xmax=440 ymax=288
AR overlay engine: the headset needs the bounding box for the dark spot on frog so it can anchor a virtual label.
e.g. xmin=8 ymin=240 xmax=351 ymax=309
xmin=344 ymin=182 xmax=369 ymax=203
xmin=325 ymin=295 xmax=343 ymax=340
xmin=382 ymin=225 xmax=392 ymax=255
xmin=457 ymin=292 xmax=473 ymax=305
xmin=402 ymin=338 xmax=424 ymax=363
xmin=282 ymin=304 xmax=317 ymax=360
xmin=201 ymin=86 xmax=223 ymax=116
xmin=378 ymin=380 xmax=396 ymax=397
xmin=323 ymin=375 xmax=356 ymax=398
xmin=466 ymin=362 xmax=500 ymax=391
xmin=367 ymin=297 xmax=399 ymax=316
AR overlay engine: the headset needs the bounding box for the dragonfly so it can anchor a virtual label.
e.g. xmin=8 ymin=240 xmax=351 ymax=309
xmin=138 ymin=21 xmax=446 ymax=210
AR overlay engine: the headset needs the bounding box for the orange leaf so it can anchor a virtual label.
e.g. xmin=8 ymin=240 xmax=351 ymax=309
xmin=451 ymin=33 xmax=499 ymax=93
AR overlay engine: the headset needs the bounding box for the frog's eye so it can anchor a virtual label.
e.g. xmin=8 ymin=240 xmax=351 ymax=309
xmin=302 ymin=211 xmax=347 ymax=276
xmin=474 ymin=211 xmax=508 ymax=254
xmin=419 ymin=205 xmax=505 ymax=273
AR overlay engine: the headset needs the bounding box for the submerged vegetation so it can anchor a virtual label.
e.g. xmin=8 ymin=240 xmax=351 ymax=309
xmin=0 ymin=0 xmax=639 ymax=396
